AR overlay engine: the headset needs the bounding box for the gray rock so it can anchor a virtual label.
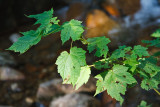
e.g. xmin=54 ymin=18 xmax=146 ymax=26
xmin=37 ymin=76 xmax=96 ymax=99
xmin=49 ymin=93 xmax=101 ymax=107
xmin=0 ymin=67 xmax=25 ymax=81
xmin=0 ymin=52 xmax=16 ymax=66
xmin=9 ymin=33 xmax=21 ymax=43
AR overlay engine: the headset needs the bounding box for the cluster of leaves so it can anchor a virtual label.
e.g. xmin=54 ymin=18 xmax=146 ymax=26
xmin=7 ymin=9 xmax=61 ymax=54
xmin=7 ymin=9 xmax=160 ymax=105
xmin=142 ymin=29 xmax=160 ymax=56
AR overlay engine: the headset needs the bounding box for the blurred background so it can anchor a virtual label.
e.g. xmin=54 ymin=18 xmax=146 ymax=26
xmin=0 ymin=0 xmax=160 ymax=107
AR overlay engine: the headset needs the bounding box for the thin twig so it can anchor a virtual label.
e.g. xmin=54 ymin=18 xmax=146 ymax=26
xmin=154 ymin=88 xmax=160 ymax=95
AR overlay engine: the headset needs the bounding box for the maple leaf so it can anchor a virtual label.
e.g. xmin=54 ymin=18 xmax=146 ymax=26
xmin=95 ymin=65 xmax=136 ymax=104
xmin=151 ymin=29 xmax=160 ymax=38
xmin=141 ymin=78 xmax=159 ymax=90
xmin=61 ymin=19 xmax=84 ymax=44
xmin=94 ymin=71 xmax=108 ymax=95
xmin=87 ymin=36 xmax=111 ymax=58
xmin=7 ymin=30 xmax=42 ymax=54
xmin=55 ymin=47 xmax=86 ymax=86
xmin=132 ymin=45 xmax=149 ymax=58
xmin=124 ymin=56 xmax=139 ymax=73
xmin=110 ymin=45 xmax=131 ymax=59
xmin=8 ymin=9 xmax=61 ymax=54
xmin=142 ymin=38 xmax=160 ymax=48
xmin=138 ymin=58 xmax=160 ymax=77
xmin=28 ymin=8 xmax=60 ymax=34
xmin=75 ymin=66 xmax=91 ymax=89
xmin=154 ymin=72 xmax=160 ymax=83
xmin=94 ymin=60 xmax=110 ymax=70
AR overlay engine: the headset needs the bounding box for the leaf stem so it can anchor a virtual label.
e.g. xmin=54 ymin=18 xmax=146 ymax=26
xmin=153 ymin=88 xmax=160 ymax=95
xmin=88 ymin=64 xmax=95 ymax=67
xmin=71 ymin=40 xmax=73 ymax=48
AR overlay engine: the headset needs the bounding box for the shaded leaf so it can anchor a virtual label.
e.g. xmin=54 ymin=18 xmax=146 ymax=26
xmin=110 ymin=45 xmax=131 ymax=59
xmin=141 ymin=78 xmax=159 ymax=90
xmin=142 ymin=38 xmax=160 ymax=48
xmin=94 ymin=60 xmax=110 ymax=70
xmin=28 ymin=8 xmax=59 ymax=34
xmin=138 ymin=58 xmax=160 ymax=77
xmin=8 ymin=9 xmax=61 ymax=54
xmin=87 ymin=36 xmax=110 ymax=58
xmin=7 ymin=30 xmax=41 ymax=54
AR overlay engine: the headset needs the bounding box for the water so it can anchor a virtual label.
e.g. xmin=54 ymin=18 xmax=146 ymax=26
xmin=124 ymin=0 xmax=160 ymax=28
xmin=108 ymin=0 xmax=160 ymax=47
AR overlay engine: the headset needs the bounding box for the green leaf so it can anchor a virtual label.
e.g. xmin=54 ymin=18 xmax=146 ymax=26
xmin=153 ymin=51 xmax=160 ymax=56
xmin=87 ymin=36 xmax=111 ymax=58
xmin=7 ymin=30 xmax=41 ymax=54
xmin=42 ymin=24 xmax=61 ymax=36
xmin=138 ymin=58 xmax=160 ymax=77
xmin=132 ymin=45 xmax=149 ymax=58
xmin=142 ymin=38 xmax=160 ymax=48
xmin=124 ymin=56 xmax=139 ymax=72
xmin=61 ymin=19 xmax=84 ymax=44
xmin=75 ymin=66 xmax=91 ymax=90
xmin=28 ymin=8 xmax=59 ymax=34
xmin=55 ymin=47 xmax=86 ymax=86
xmin=95 ymin=65 xmax=136 ymax=104
xmin=138 ymin=100 xmax=152 ymax=107
xmin=139 ymin=70 xmax=149 ymax=79
xmin=95 ymin=71 xmax=108 ymax=95
xmin=154 ymin=72 xmax=160 ymax=83
xmin=151 ymin=29 xmax=160 ymax=38
xmin=141 ymin=78 xmax=159 ymax=90
xmin=8 ymin=9 xmax=61 ymax=54
xmin=110 ymin=45 xmax=131 ymax=59
xmin=94 ymin=60 xmax=110 ymax=70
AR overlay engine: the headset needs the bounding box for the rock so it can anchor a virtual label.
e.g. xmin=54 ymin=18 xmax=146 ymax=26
xmin=117 ymin=0 xmax=140 ymax=15
xmin=56 ymin=2 xmax=88 ymax=23
xmin=102 ymin=4 xmax=120 ymax=17
xmin=25 ymin=97 xmax=34 ymax=104
xmin=49 ymin=93 xmax=101 ymax=107
xmin=30 ymin=102 xmax=45 ymax=107
xmin=9 ymin=33 xmax=21 ymax=43
xmin=37 ymin=76 xmax=96 ymax=99
xmin=102 ymin=0 xmax=140 ymax=16
xmin=107 ymin=26 xmax=138 ymax=48
xmin=85 ymin=9 xmax=120 ymax=38
xmin=0 ymin=52 xmax=16 ymax=66
xmin=0 ymin=67 xmax=25 ymax=81
xmin=101 ymin=90 xmax=117 ymax=107
xmin=124 ymin=0 xmax=160 ymax=28
xmin=11 ymin=83 xmax=21 ymax=92
xmin=66 ymin=2 xmax=87 ymax=21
